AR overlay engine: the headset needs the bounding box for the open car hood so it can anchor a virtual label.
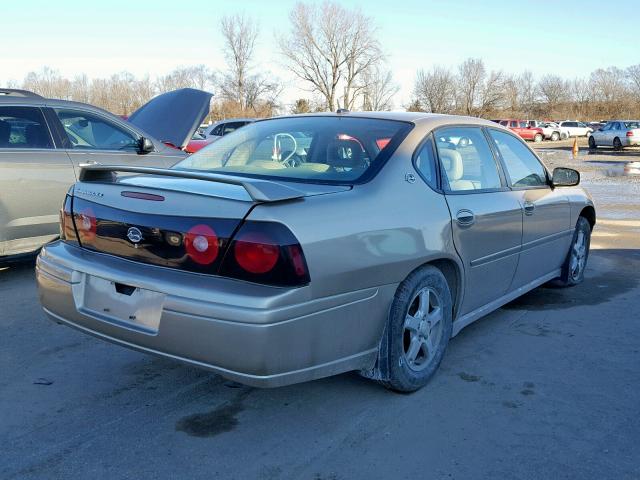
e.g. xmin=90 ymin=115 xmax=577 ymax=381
xmin=128 ymin=88 xmax=212 ymax=150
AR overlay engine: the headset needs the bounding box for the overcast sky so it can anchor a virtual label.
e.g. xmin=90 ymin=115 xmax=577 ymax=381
xmin=1 ymin=0 xmax=635 ymax=109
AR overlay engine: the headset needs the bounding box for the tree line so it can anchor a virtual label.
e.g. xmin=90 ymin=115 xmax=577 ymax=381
xmin=7 ymin=1 xmax=640 ymax=121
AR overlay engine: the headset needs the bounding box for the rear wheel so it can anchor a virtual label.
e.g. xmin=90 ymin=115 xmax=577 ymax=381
xmin=534 ymin=133 xmax=543 ymax=143
xmin=561 ymin=132 xmax=569 ymax=140
xmin=613 ymin=137 xmax=623 ymax=151
xmin=380 ymin=265 xmax=453 ymax=392
xmin=588 ymin=135 xmax=596 ymax=150
xmin=551 ymin=132 xmax=560 ymax=141
xmin=554 ymin=216 xmax=591 ymax=287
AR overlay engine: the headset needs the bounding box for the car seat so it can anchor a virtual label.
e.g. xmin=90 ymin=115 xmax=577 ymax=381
xmin=439 ymin=148 xmax=475 ymax=191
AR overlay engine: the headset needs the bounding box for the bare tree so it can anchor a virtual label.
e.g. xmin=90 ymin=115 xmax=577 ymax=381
xmin=22 ymin=67 xmax=71 ymax=99
xmin=628 ymin=64 xmax=640 ymax=98
xmin=456 ymin=58 xmax=485 ymax=115
xmin=291 ymin=98 xmax=312 ymax=114
xmin=517 ymin=70 xmax=537 ymax=116
xmin=360 ymin=66 xmax=398 ymax=111
xmin=590 ymin=67 xmax=630 ymax=117
xmin=537 ymin=74 xmax=569 ymax=114
xmin=156 ymin=65 xmax=214 ymax=93
xmin=219 ymin=14 xmax=258 ymax=109
xmin=278 ymin=1 xmax=382 ymax=111
xmin=413 ymin=66 xmax=455 ymax=113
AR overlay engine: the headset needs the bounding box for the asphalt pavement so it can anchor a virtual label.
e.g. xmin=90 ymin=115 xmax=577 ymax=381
xmin=1 ymin=146 xmax=639 ymax=479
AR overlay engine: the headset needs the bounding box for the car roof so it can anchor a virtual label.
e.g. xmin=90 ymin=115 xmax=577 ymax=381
xmin=266 ymin=111 xmax=498 ymax=129
xmin=0 ymin=94 xmax=119 ymax=117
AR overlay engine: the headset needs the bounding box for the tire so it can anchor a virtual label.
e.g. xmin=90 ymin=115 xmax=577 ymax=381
xmin=561 ymin=132 xmax=569 ymax=140
xmin=551 ymin=132 xmax=560 ymax=142
xmin=533 ymin=133 xmax=543 ymax=143
xmin=588 ymin=135 xmax=596 ymax=150
xmin=554 ymin=216 xmax=591 ymax=287
xmin=613 ymin=137 xmax=623 ymax=151
xmin=379 ymin=265 xmax=453 ymax=392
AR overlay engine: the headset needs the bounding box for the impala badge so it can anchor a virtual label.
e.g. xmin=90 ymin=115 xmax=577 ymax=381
xmin=127 ymin=227 xmax=143 ymax=244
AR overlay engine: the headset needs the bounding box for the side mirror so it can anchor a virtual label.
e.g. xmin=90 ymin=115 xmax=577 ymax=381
xmin=552 ymin=167 xmax=580 ymax=187
xmin=138 ymin=137 xmax=154 ymax=154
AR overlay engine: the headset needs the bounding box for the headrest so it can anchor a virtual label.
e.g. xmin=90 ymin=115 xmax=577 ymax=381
xmin=326 ymin=138 xmax=363 ymax=168
xmin=0 ymin=120 xmax=10 ymax=145
xmin=439 ymin=148 xmax=463 ymax=181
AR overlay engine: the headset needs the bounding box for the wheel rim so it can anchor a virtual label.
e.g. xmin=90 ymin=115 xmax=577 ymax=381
xmin=552 ymin=133 xmax=559 ymax=141
xmin=569 ymin=230 xmax=587 ymax=280
xmin=402 ymin=287 xmax=443 ymax=372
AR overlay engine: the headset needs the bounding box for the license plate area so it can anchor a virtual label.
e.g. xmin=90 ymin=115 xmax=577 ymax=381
xmin=73 ymin=274 xmax=165 ymax=334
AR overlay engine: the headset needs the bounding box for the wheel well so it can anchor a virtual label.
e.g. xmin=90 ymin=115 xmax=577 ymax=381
xmin=580 ymin=206 xmax=596 ymax=230
xmin=427 ymin=258 xmax=461 ymax=319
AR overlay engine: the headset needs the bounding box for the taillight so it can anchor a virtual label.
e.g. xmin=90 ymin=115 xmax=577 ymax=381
xmin=75 ymin=207 xmax=97 ymax=242
xmin=220 ymin=221 xmax=310 ymax=287
xmin=234 ymin=232 xmax=280 ymax=274
xmin=627 ymin=131 xmax=634 ymax=137
xmin=59 ymin=194 xmax=79 ymax=244
xmin=185 ymin=224 xmax=219 ymax=265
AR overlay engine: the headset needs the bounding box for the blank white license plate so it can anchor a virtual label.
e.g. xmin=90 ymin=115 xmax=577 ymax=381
xmin=76 ymin=275 xmax=165 ymax=334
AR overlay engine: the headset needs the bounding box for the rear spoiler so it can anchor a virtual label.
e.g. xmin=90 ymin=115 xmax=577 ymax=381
xmin=79 ymin=164 xmax=306 ymax=203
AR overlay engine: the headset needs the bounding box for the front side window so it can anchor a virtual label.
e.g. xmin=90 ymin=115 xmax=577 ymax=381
xmin=489 ymin=129 xmax=547 ymax=188
xmin=54 ymin=109 xmax=138 ymax=151
xmin=509 ymin=121 xmax=518 ymax=128
xmin=176 ymin=116 xmax=412 ymax=184
xmin=434 ymin=127 xmax=502 ymax=192
xmin=0 ymin=106 xmax=52 ymax=149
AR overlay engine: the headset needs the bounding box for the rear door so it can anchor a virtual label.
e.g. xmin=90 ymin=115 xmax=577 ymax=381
xmin=435 ymin=126 xmax=523 ymax=315
xmin=487 ymin=128 xmax=571 ymax=289
xmin=47 ymin=107 xmax=174 ymax=170
xmin=0 ymin=105 xmax=76 ymax=255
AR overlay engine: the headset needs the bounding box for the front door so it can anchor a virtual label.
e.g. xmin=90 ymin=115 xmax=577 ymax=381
xmin=47 ymin=107 xmax=173 ymax=171
xmin=435 ymin=126 xmax=523 ymax=315
xmin=487 ymin=128 xmax=572 ymax=289
xmin=0 ymin=105 xmax=76 ymax=256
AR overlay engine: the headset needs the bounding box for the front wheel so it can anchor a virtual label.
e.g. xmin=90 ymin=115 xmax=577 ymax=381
xmin=613 ymin=137 xmax=623 ymax=151
xmin=533 ymin=133 xmax=543 ymax=143
xmin=554 ymin=217 xmax=591 ymax=287
xmin=551 ymin=132 xmax=560 ymax=141
xmin=379 ymin=265 xmax=453 ymax=392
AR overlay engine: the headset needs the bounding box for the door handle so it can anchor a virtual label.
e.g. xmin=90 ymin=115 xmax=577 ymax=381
xmin=455 ymin=209 xmax=475 ymax=226
xmin=523 ymin=202 xmax=535 ymax=215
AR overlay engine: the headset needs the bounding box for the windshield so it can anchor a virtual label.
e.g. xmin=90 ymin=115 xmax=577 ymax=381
xmin=624 ymin=121 xmax=640 ymax=129
xmin=175 ymin=116 xmax=412 ymax=184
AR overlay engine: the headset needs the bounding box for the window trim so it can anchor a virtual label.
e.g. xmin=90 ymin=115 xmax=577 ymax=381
xmin=431 ymin=124 xmax=510 ymax=195
xmin=484 ymin=126 xmax=551 ymax=191
xmin=0 ymin=104 xmax=56 ymax=150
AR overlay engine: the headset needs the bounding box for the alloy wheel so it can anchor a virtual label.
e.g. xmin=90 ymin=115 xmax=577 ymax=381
xmin=569 ymin=230 xmax=587 ymax=281
xmin=402 ymin=287 xmax=444 ymax=372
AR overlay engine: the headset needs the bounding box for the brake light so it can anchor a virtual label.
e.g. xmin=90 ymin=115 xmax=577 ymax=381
xmin=75 ymin=207 xmax=97 ymax=242
xmin=220 ymin=221 xmax=310 ymax=287
xmin=627 ymin=131 xmax=634 ymax=137
xmin=234 ymin=232 xmax=280 ymax=274
xmin=185 ymin=224 xmax=219 ymax=265
xmin=59 ymin=195 xmax=78 ymax=243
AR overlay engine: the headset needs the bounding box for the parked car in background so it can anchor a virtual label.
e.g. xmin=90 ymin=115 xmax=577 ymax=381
xmin=203 ymin=118 xmax=254 ymax=142
xmin=588 ymin=120 xmax=640 ymax=150
xmin=0 ymin=87 xmax=212 ymax=259
xmin=37 ymin=112 xmax=595 ymax=392
xmin=184 ymin=131 xmax=215 ymax=154
xmin=528 ymin=120 xmax=569 ymax=141
xmin=559 ymin=121 xmax=593 ymax=137
xmin=493 ymin=119 xmax=544 ymax=142
xmin=588 ymin=122 xmax=606 ymax=132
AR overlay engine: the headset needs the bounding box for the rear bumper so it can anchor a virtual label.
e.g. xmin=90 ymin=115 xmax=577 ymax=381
xmin=624 ymin=137 xmax=640 ymax=146
xmin=36 ymin=242 xmax=393 ymax=387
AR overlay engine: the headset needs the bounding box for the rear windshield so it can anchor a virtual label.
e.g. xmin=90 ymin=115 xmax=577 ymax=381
xmin=624 ymin=121 xmax=640 ymax=129
xmin=175 ymin=116 xmax=412 ymax=184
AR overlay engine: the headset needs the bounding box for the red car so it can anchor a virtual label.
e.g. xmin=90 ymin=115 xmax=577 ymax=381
xmin=493 ymin=119 xmax=544 ymax=142
xmin=184 ymin=132 xmax=215 ymax=153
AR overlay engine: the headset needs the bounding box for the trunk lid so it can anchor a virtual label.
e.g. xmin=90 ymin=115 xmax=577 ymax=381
xmin=70 ymin=165 xmax=349 ymax=274
xmin=127 ymin=88 xmax=212 ymax=150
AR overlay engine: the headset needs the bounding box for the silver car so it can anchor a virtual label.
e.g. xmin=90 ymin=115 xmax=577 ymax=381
xmin=0 ymin=88 xmax=212 ymax=259
xmin=589 ymin=120 xmax=640 ymax=150
xmin=202 ymin=118 xmax=254 ymax=142
xmin=36 ymin=112 xmax=595 ymax=392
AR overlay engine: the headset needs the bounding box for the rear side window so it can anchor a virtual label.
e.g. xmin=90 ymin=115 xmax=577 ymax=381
xmin=488 ymin=129 xmax=547 ymax=187
xmin=434 ymin=126 xmax=502 ymax=192
xmin=0 ymin=106 xmax=53 ymax=149
xmin=414 ymin=135 xmax=437 ymax=188
xmin=176 ymin=116 xmax=412 ymax=185
xmin=54 ymin=109 xmax=138 ymax=151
